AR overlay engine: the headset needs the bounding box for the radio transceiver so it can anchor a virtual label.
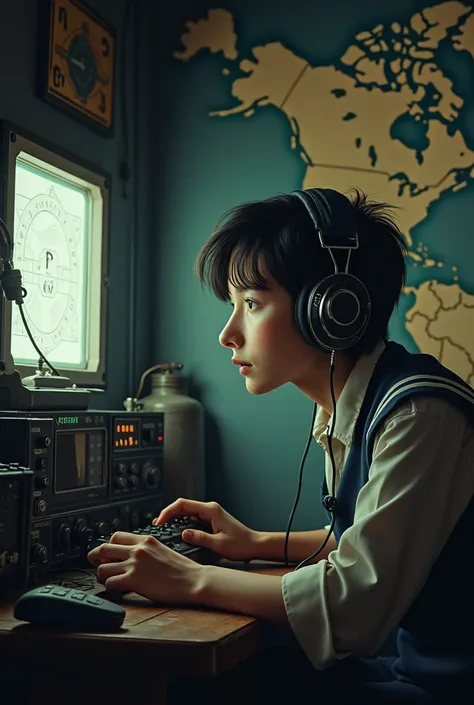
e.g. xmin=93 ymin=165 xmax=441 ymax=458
xmin=0 ymin=410 xmax=165 ymax=585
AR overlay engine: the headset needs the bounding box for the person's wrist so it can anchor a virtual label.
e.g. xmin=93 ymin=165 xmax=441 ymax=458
xmin=189 ymin=563 xmax=216 ymax=605
xmin=246 ymin=529 xmax=268 ymax=561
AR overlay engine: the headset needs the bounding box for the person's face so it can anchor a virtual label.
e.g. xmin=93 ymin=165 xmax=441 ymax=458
xmin=219 ymin=277 xmax=324 ymax=396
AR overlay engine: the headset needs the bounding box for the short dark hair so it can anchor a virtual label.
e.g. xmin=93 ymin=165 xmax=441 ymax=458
xmin=195 ymin=190 xmax=408 ymax=358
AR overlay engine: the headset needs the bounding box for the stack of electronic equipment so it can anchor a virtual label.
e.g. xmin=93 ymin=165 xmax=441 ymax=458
xmin=0 ymin=410 xmax=165 ymax=587
xmin=0 ymin=215 xmax=213 ymax=590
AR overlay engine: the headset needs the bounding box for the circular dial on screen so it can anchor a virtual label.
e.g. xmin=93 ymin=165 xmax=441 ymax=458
xmin=12 ymin=186 xmax=80 ymax=356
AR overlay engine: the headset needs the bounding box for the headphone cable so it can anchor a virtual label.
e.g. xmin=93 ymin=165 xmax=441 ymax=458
xmin=284 ymin=401 xmax=318 ymax=566
xmin=284 ymin=350 xmax=338 ymax=569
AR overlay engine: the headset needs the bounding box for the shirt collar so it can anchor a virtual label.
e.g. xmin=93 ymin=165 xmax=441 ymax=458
xmin=313 ymin=340 xmax=386 ymax=447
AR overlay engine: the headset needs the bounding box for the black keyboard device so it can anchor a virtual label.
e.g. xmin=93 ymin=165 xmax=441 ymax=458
xmin=14 ymin=585 xmax=125 ymax=630
xmin=89 ymin=516 xmax=215 ymax=561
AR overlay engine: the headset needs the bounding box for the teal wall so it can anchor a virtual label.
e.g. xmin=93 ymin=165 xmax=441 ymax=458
xmin=0 ymin=0 xmax=154 ymax=410
xmin=148 ymin=0 xmax=474 ymax=531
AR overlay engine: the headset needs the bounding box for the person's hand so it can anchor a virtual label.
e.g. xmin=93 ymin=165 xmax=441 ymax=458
xmin=153 ymin=498 xmax=259 ymax=562
xmin=87 ymin=531 xmax=203 ymax=604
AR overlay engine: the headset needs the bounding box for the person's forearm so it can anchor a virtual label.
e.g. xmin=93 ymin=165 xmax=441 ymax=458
xmin=194 ymin=564 xmax=289 ymax=624
xmin=251 ymin=529 xmax=337 ymax=564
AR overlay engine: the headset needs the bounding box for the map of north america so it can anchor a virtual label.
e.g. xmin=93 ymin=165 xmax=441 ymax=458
xmin=175 ymin=2 xmax=474 ymax=384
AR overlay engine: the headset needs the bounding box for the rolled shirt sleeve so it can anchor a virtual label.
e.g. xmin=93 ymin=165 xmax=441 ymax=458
xmin=282 ymin=396 xmax=474 ymax=669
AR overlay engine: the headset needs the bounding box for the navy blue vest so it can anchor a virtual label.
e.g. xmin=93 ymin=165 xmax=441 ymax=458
xmin=322 ymin=341 xmax=474 ymax=697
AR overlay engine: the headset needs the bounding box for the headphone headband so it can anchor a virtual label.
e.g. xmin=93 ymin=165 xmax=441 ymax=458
xmin=292 ymin=188 xmax=371 ymax=352
xmin=292 ymin=188 xmax=358 ymax=250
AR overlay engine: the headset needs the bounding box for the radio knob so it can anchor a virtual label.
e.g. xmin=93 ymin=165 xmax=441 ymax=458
xmin=71 ymin=519 xmax=93 ymax=548
xmin=128 ymin=475 xmax=139 ymax=490
xmin=143 ymin=462 xmax=160 ymax=489
xmin=110 ymin=518 xmax=121 ymax=532
xmin=31 ymin=543 xmax=48 ymax=565
xmin=56 ymin=523 xmax=71 ymax=551
xmin=115 ymin=476 xmax=128 ymax=491
xmin=34 ymin=498 xmax=47 ymax=515
xmin=35 ymin=436 xmax=52 ymax=449
xmin=115 ymin=462 xmax=127 ymax=476
xmin=34 ymin=476 xmax=50 ymax=489
xmin=130 ymin=511 xmax=140 ymax=530
xmin=130 ymin=462 xmax=140 ymax=475
xmin=95 ymin=521 xmax=110 ymax=537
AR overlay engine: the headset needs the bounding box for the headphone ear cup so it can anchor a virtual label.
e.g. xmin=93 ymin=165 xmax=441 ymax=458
xmin=310 ymin=274 xmax=371 ymax=351
xmin=295 ymin=274 xmax=371 ymax=351
xmin=294 ymin=283 xmax=320 ymax=348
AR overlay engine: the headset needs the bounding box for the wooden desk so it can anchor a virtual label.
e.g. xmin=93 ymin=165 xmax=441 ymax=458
xmin=0 ymin=562 xmax=289 ymax=705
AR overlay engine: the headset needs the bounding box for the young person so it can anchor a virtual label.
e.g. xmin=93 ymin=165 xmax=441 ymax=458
xmin=88 ymin=188 xmax=474 ymax=704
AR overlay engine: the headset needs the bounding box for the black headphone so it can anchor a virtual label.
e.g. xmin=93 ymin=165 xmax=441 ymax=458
xmin=292 ymin=188 xmax=371 ymax=352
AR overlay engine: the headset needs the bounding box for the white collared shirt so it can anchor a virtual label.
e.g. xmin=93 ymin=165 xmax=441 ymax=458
xmin=282 ymin=341 xmax=474 ymax=669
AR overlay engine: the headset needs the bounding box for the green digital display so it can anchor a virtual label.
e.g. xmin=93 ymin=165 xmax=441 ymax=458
xmin=56 ymin=416 xmax=80 ymax=425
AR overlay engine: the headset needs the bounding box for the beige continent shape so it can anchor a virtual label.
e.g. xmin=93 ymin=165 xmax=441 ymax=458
xmin=212 ymin=47 xmax=474 ymax=198
xmin=405 ymin=281 xmax=474 ymax=384
xmin=174 ymin=8 xmax=237 ymax=61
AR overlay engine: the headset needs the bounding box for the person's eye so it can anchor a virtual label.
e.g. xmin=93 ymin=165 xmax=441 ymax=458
xmin=245 ymin=298 xmax=259 ymax=311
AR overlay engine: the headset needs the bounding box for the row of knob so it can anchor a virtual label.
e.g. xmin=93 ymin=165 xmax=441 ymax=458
xmin=55 ymin=510 xmax=156 ymax=551
xmin=30 ymin=508 xmax=158 ymax=577
xmin=113 ymin=461 xmax=161 ymax=492
xmin=55 ymin=517 xmax=117 ymax=551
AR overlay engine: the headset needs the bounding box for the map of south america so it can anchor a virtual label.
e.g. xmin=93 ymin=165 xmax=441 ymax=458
xmin=175 ymin=2 xmax=474 ymax=384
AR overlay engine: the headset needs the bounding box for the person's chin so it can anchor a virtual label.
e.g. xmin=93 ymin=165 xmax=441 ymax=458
xmin=245 ymin=376 xmax=283 ymax=395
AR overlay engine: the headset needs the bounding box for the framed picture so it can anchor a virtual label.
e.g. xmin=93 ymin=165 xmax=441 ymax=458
xmin=0 ymin=122 xmax=110 ymax=387
xmin=37 ymin=0 xmax=116 ymax=137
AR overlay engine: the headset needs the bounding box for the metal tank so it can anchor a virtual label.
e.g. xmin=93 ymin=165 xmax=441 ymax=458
xmin=127 ymin=362 xmax=205 ymax=506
